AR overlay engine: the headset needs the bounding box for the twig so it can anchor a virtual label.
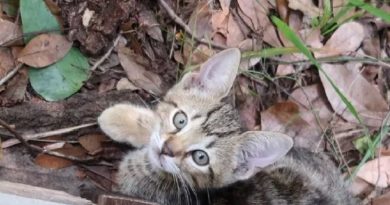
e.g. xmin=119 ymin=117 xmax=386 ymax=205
xmin=267 ymin=56 xmax=390 ymax=67
xmin=0 ymin=119 xmax=96 ymax=162
xmin=2 ymin=122 xmax=97 ymax=148
xmin=0 ymin=63 xmax=23 ymax=86
xmin=90 ymin=35 xmax=122 ymax=71
xmin=157 ymin=0 xmax=228 ymax=50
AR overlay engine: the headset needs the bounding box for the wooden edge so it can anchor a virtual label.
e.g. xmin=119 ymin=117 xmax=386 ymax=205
xmin=0 ymin=181 xmax=94 ymax=205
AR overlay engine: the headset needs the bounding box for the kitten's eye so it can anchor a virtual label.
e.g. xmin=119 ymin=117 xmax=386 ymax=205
xmin=192 ymin=150 xmax=209 ymax=166
xmin=173 ymin=111 xmax=187 ymax=129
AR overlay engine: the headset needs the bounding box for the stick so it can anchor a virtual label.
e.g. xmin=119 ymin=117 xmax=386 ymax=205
xmin=2 ymin=122 xmax=97 ymax=148
xmin=0 ymin=119 xmax=95 ymax=162
xmin=90 ymin=35 xmax=121 ymax=71
xmin=157 ymin=0 xmax=228 ymax=50
xmin=0 ymin=63 xmax=23 ymax=86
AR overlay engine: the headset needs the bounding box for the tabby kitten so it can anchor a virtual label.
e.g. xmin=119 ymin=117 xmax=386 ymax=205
xmin=98 ymin=49 xmax=358 ymax=205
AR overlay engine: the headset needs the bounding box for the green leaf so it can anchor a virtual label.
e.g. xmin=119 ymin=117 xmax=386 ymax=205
xmin=271 ymin=16 xmax=363 ymax=125
xmin=20 ymin=0 xmax=61 ymax=42
xmin=349 ymin=0 xmax=390 ymax=23
xmin=29 ymin=48 xmax=89 ymax=101
xmin=353 ymin=135 xmax=373 ymax=155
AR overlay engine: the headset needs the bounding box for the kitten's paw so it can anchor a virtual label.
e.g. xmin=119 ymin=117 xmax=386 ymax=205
xmin=98 ymin=104 xmax=159 ymax=148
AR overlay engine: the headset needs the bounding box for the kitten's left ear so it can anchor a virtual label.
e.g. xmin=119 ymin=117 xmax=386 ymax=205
xmin=233 ymin=131 xmax=293 ymax=181
xmin=181 ymin=48 xmax=241 ymax=98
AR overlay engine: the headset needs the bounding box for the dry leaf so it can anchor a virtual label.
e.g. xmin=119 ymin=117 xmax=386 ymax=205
xmin=82 ymin=8 xmax=95 ymax=27
xmin=188 ymin=1 xmax=213 ymax=39
xmin=0 ymin=48 xmax=15 ymax=78
xmin=288 ymin=0 xmax=321 ymax=18
xmin=0 ymin=68 xmax=28 ymax=106
xmin=0 ymin=19 xmax=22 ymax=46
xmin=236 ymin=77 xmax=259 ymax=130
xmin=79 ymin=134 xmax=108 ymax=155
xmin=35 ymin=153 xmax=73 ymax=169
xmin=226 ymin=13 xmax=245 ymax=47
xmin=139 ymin=9 xmax=164 ymax=42
xmin=17 ymin=33 xmax=72 ymax=68
xmin=261 ymin=101 xmax=322 ymax=149
xmin=357 ymin=156 xmax=390 ymax=188
xmin=348 ymin=177 xmax=373 ymax=196
xmin=117 ymin=47 xmax=163 ymax=95
xmin=315 ymin=22 xmax=364 ymax=58
xmin=116 ymin=78 xmax=139 ymax=91
xmin=373 ymin=191 xmax=390 ymax=205
xmin=319 ymin=63 xmax=389 ymax=127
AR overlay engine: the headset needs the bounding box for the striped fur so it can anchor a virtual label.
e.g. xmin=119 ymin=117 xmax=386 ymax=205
xmin=98 ymin=49 xmax=358 ymax=205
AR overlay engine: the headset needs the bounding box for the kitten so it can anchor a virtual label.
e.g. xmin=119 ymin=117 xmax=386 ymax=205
xmin=98 ymin=49 xmax=358 ymax=205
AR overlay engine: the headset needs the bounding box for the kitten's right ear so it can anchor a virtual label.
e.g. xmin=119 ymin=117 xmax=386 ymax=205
xmin=180 ymin=48 xmax=241 ymax=98
xmin=98 ymin=104 xmax=159 ymax=148
xmin=233 ymin=131 xmax=293 ymax=181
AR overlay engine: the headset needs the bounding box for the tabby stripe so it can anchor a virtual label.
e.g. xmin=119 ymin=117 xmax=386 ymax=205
xmin=206 ymin=140 xmax=216 ymax=149
xmin=162 ymin=100 xmax=178 ymax=108
xmin=209 ymin=167 xmax=215 ymax=184
xmin=201 ymin=104 xmax=224 ymax=126
xmin=208 ymin=129 xmax=241 ymax=138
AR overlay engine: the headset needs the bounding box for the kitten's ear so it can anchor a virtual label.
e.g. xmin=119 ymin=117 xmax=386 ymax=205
xmin=233 ymin=131 xmax=293 ymax=181
xmin=181 ymin=48 xmax=241 ymax=98
xmin=98 ymin=104 xmax=159 ymax=148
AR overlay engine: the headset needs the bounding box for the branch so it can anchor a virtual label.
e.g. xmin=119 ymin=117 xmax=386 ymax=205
xmin=157 ymin=0 xmax=228 ymax=50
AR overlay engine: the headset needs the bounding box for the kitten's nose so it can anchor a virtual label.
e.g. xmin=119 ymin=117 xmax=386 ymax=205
xmin=161 ymin=141 xmax=174 ymax=157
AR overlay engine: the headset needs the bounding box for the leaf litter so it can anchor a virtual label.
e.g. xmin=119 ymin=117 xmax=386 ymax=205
xmin=1 ymin=0 xmax=390 ymax=204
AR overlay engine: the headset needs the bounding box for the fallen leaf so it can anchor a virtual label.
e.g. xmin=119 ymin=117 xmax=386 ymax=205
xmin=79 ymin=134 xmax=108 ymax=155
xmin=0 ymin=68 xmax=28 ymax=106
xmin=117 ymin=47 xmax=163 ymax=95
xmin=28 ymin=47 xmax=89 ymax=101
xmin=373 ymin=191 xmax=390 ymax=205
xmin=315 ymin=22 xmax=365 ymax=58
xmin=116 ymin=78 xmax=139 ymax=91
xmin=139 ymin=9 xmax=164 ymax=42
xmin=357 ymin=156 xmax=390 ymax=188
xmin=226 ymin=13 xmax=245 ymax=47
xmin=188 ymin=1 xmax=213 ymax=39
xmin=288 ymin=0 xmax=321 ymax=18
xmin=17 ymin=33 xmax=72 ymax=68
xmin=236 ymin=77 xmax=259 ymax=130
xmin=0 ymin=19 xmax=22 ymax=46
xmin=261 ymin=101 xmax=322 ymax=149
xmin=35 ymin=153 xmax=73 ymax=169
xmin=348 ymin=177 xmax=373 ymax=196
xmin=0 ymin=48 xmax=15 ymax=78
xmin=319 ymin=63 xmax=389 ymax=127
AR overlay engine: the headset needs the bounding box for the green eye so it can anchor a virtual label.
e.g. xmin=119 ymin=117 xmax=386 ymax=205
xmin=173 ymin=111 xmax=187 ymax=129
xmin=192 ymin=150 xmax=209 ymax=166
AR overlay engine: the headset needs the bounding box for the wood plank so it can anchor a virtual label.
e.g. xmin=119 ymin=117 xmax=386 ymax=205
xmin=0 ymin=181 xmax=94 ymax=205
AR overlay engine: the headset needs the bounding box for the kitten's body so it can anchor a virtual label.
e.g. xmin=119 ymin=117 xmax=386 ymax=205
xmin=98 ymin=49 xmax=358 ymax=205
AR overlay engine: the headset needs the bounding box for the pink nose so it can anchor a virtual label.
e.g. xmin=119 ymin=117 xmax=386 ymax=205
xmin=161 ymin=141 xmax=174 ymax=157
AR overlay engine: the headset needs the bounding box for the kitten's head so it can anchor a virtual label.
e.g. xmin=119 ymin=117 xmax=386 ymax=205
xmin=99 ymin=48 xmax=293 ymax=189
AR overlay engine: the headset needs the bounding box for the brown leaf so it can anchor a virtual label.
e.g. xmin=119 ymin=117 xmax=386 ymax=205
xmin=17 ymin=33 xmax=72 ymax=68
xmin=0 ymin=68 xmax=28 ymax=106
xmin=357 ymin=156 xmax=390 ymax=188
xmin=288 ymin=0 xmax=321 ymax=18
xmin=276 ymin=0 xmax=289 ymax=22
xmin=226 ymin=13 xmax=245 ymax=47
xmin=79 ymin=134 xmax=108 ymax=155
xmin=315 ymin=22 xmax=364 ymax=58
xmin=373 ymin=191 xmax=390 ymax=205
xmin=35 ymin=154 xmax=73 ymax=169
xmin=116 ymin=77 xmax=139 ymax=91
xmin=117 ymin=47 xmax=163 ymax=95
xmin=139 ymin=9 xmax=164 ymax=42
xmin=0 ymin=19 xmax=22 ymax=46
xmin=188 ymin=1 xmax=213 ymax=39
xmin=348 ymin=177 xmax=373 ymax=196
xmin=236 ymin=77 xmax=259 ymax=130
xmin=319 ymin=63 xmax=389 ymax=127
xmin=0 ymin=48 xmax=15 ymax=79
